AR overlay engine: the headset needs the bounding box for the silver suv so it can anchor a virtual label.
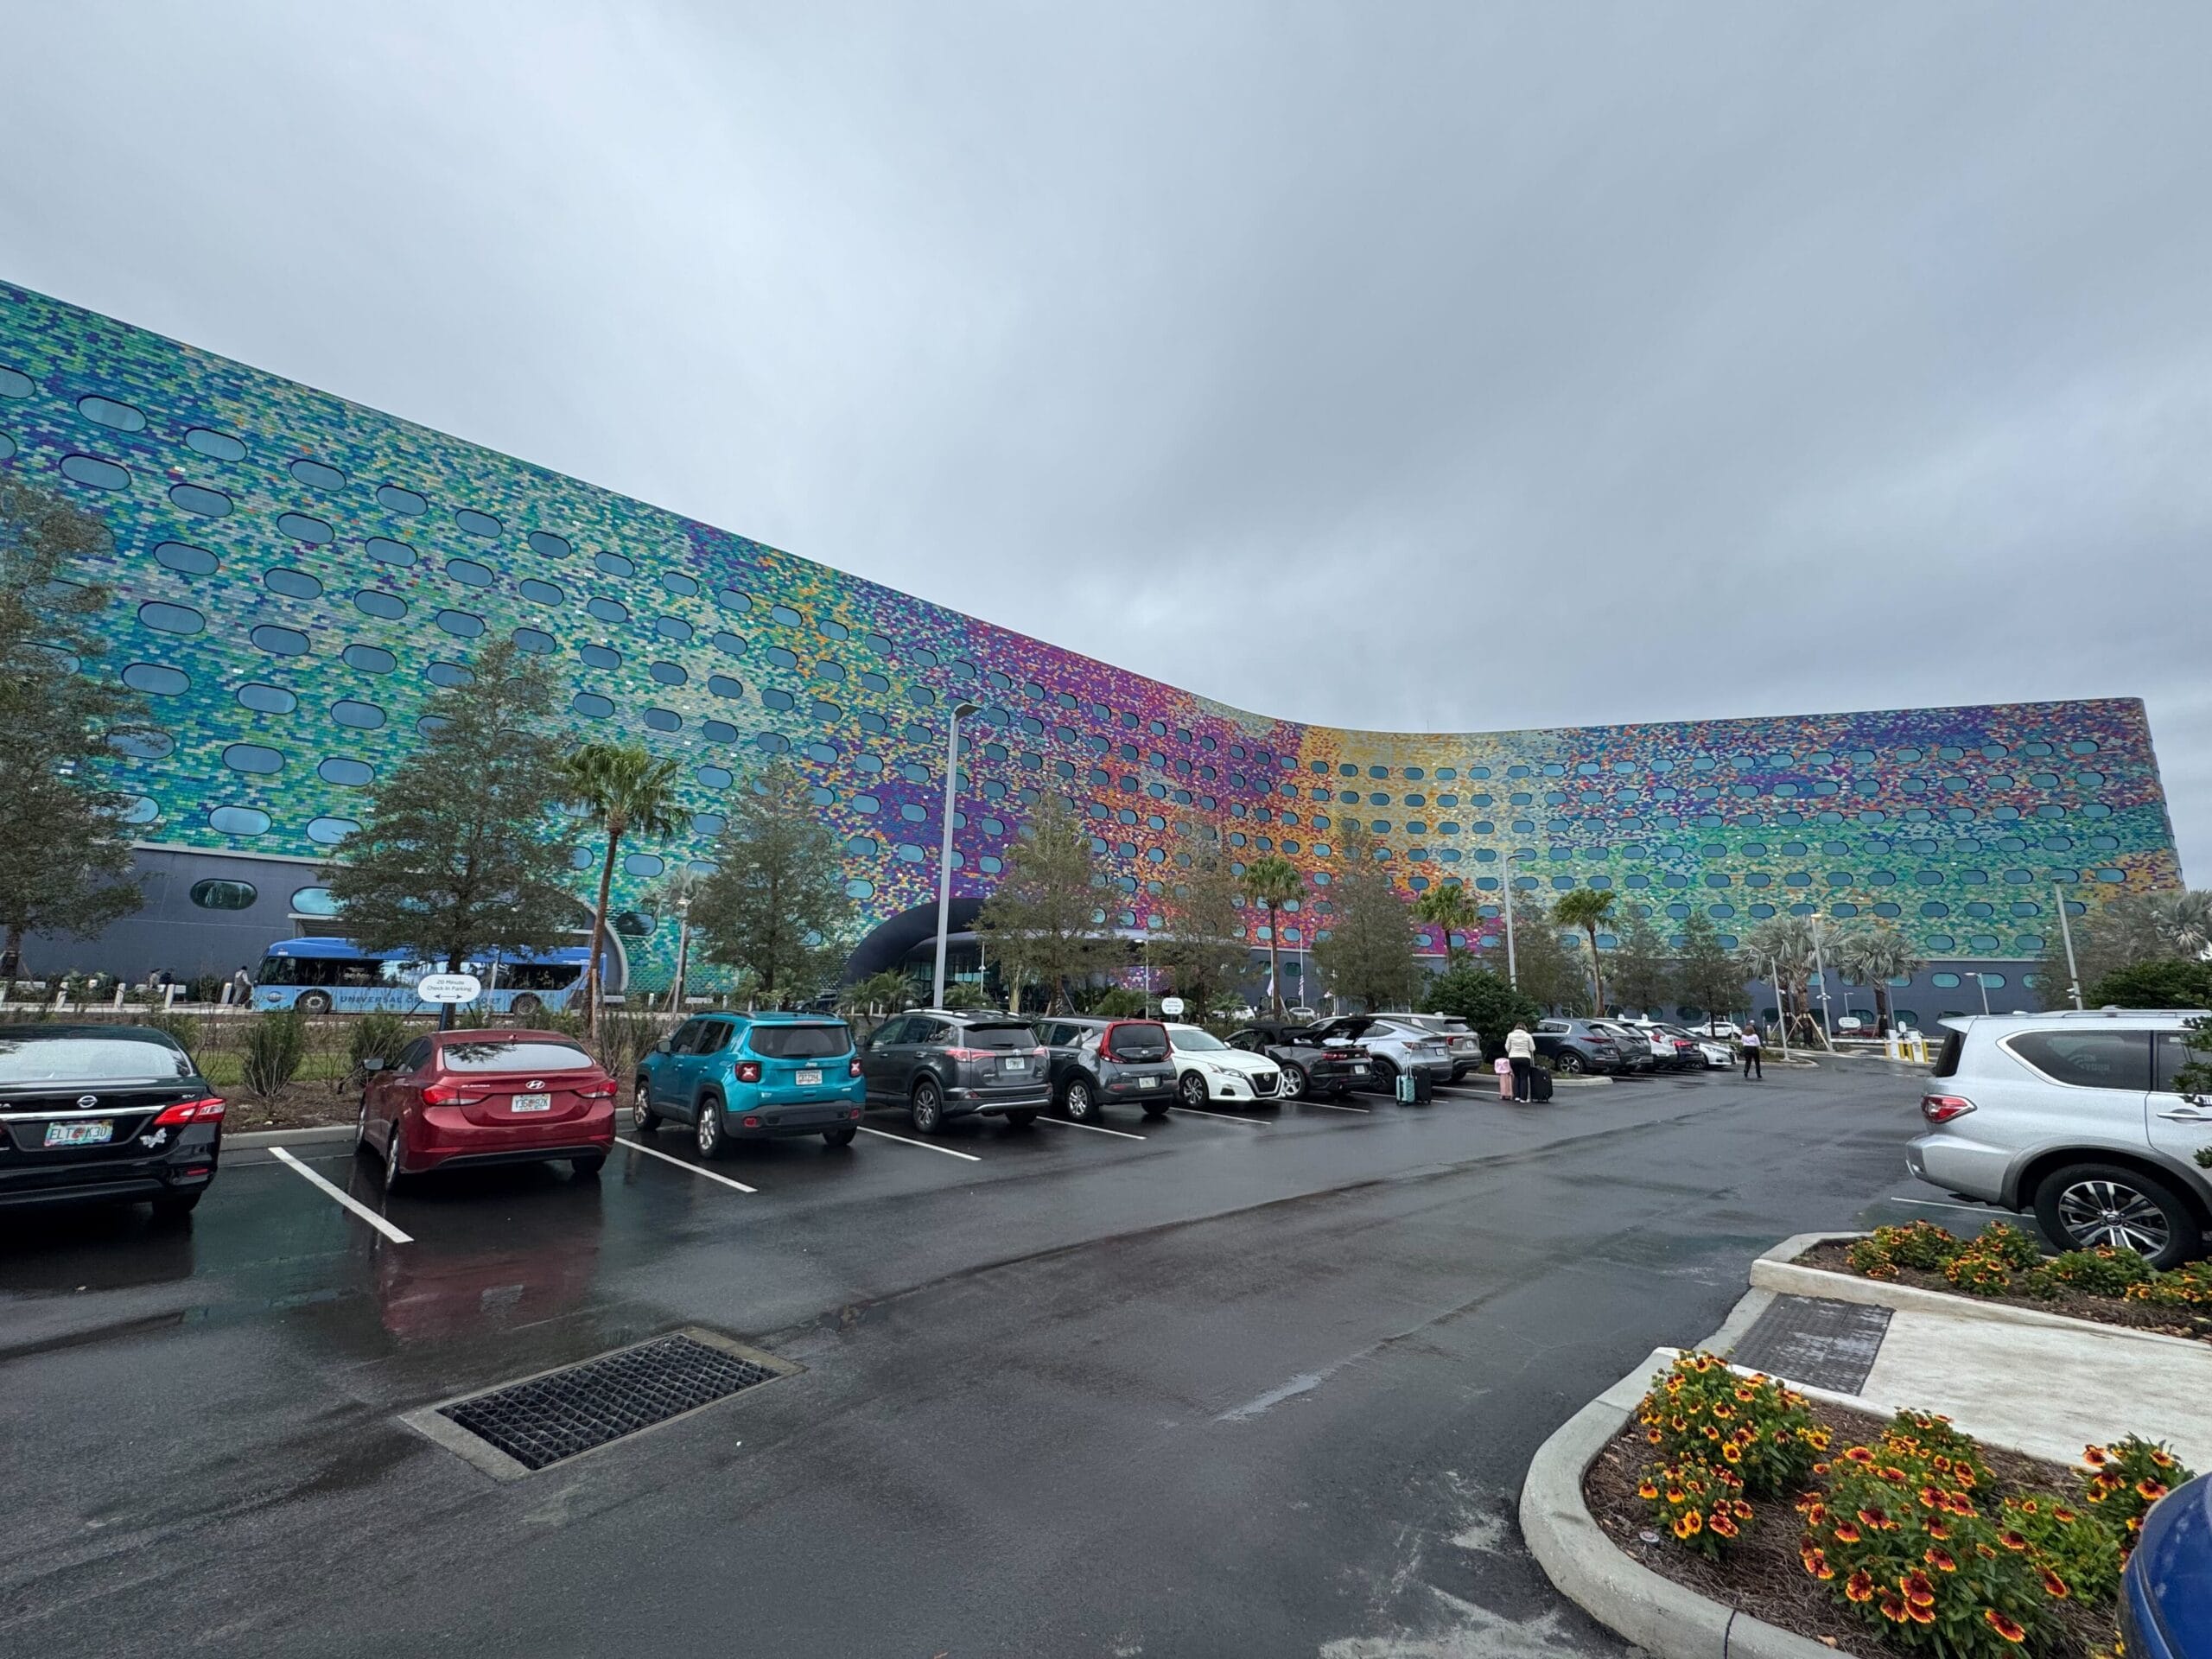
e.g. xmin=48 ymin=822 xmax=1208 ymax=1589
xmin=1308 ymin=1015 xmax=1454 ymax=1090
xmin=1906 ymin=1009 xmax=2212 ymax=1267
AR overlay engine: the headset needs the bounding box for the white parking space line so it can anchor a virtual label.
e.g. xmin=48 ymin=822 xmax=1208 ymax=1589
xmin=858 ymin=1126 xmax=983 ymax=1161
xmin=1881 ymin=1196 xmax=2002 ymax=1215
xmin=1033 ymin=1116 xmax=1147 ymax=1141
xmin=269 ymin=1146 xmax=412 ymax=1244
xmin=616 ymin=1137 xmax=760 ymax=1193
xmin=1170 ymin=1104 xmax=1269 ymax=1125
xmin=1299 ymin=1099 xmax=1370 ymax=1114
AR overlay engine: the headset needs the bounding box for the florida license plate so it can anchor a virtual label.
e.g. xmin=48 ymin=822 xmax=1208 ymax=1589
xmin=509 ymin=1097 xmax=551 ymax=1113
xmin=1138 ymin=1076 xmax=1158 ymax=1090
xmin=795 ymin=1069 xmax=823 ymax=1086
xmin=45 ymin=1119 xmax=113 ymax=1147
xmin=1352 ymin=1065 xmax=1370 ymax=1075
xmin=1000 ymin=1057 xmax=1027 ymax=1072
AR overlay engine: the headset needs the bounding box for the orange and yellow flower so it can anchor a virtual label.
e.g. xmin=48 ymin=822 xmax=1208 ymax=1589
xmin=1985 ymin=1609 xmax=2028 ymax=1643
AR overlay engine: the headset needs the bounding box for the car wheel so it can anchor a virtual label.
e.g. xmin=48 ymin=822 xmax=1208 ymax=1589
xmin=149 ymin=1190 xmax=202 ymax=1224
xmin=1005 ymin=1109 xmax=1038 ymax=1128
xmin=1141 ymin=1099 xmax=1170 ymax=1120
xmin=695 ymin=1092 xmax=728 ymax=1160
xmin=823 ymin=1126 xmax=857 ymax=1147
xmin=1178 ymin=1071 xmax=1209 ymax=1109
xmin=632 ymin=1079 xmax=659 ymax=1135
xmin=570 ymin=1154 xmax=605 ymax=1178
xmin=383 ymin=1121 xmax=409 ymax=1195
xmin=1279 ymin=1063 xmax=1307 ymax=1101
xmin=910 ymin=1077 xmax=944 ymax=1134
xmin=1373 ymin=1058 xmax=1400 ymax=1097
xmin=298 ymin=990 xmax=333 ymax=1015
xmin=1064 ymin=1077 xmax=1097 ymax=1122
xmin=512 ymin=993 xmax=542 ymax=1018
xmin=354 ymin=1096 xmax=372 ymax=1156
xmin=1556 ymin=1051 xmax=1586 ymax=1075
xmin=2034 ymin=1163 xmax=2202 ymax=1268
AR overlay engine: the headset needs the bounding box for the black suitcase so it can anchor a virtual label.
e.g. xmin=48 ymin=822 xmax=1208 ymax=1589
xmin=1528 ymin=1066 xmax=1554 ymax=1103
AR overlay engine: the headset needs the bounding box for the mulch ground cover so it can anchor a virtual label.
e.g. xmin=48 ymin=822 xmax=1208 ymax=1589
xmin=218 ymin=1083 xmax=357 ymax=1133
xmin=1582 ymin=1402 xmax=2116 ymax=1657
xmin=1796 ymin=1238 xmax=2212 ymax=1344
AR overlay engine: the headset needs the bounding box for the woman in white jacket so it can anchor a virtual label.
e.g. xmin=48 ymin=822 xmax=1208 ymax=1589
xmin=1505 ymin=1023 xmax=1536 ymax=1102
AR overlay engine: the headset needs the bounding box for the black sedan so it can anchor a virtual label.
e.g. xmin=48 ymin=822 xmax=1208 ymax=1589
xmin=1226 ymin=1024 xmax=1374 ymax=1101
xmin=0 ymin=1026 xmax=225 ymax=1221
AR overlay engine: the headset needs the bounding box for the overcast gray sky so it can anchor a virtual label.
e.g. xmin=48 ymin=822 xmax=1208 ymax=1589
xmin=3 ymin=3 xmax=2206 ymax=876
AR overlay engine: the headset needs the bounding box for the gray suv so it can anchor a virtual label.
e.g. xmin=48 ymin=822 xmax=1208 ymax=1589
xmin=859 ymin=1010 xmax=1050 ymax=1134
xmin=1307 ymin=1015 xmax=1453 ymax=1091
xmin=1533 ymin=1018 xmax=1630 ymax=1075
xmin=1907 ymin=1009 xmax=2212 ymax=1267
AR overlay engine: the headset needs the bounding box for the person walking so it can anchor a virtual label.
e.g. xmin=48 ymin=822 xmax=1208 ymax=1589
xmin=1740 ymin=1022 xmax=1764 ymax=1080
xmin=230 ymin=964 xmax=253 ymax=1007
xmin=1505 ymin=1022 xmax=1536 ymax=1102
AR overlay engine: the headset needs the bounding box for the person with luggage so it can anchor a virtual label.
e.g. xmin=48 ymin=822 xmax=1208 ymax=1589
xmin=1740 ymin=1022 xmax=1764 ymax=1080
xmin=1505 ymin=1022 xmax=1536 ymax=1102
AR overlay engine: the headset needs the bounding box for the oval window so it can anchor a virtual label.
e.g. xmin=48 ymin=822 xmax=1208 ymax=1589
xmin=331 ymin=699 xmax=385 ymax=729
xmin=184 ymin=428 xmax=246 ymax=461
xmin=594 ymin=551 xmax=634 ymax=577
xmin=290 ymin=887 xmax=343 ymax=917
xmin=170 ymin=483 xmax=232 ymax=517
xmin=289 ymin=458 xmax=347 ymax=492
xmin=572 ymin=692 xmax=614 ymax=719
xmin=60 ymin=454 xmax=131 ymax=490
xmin=643 ymin=709 xmax=681 ymax=732
xmin=365 ymin=537 xmax=416 ymax=567
xmin=526 ymin=530 xmax=571 ymax=559
xmin=237 ymin=683 xmax=296 ymax=713
xmin=222 ymin=743 xmax=283 ymax=774
xmin=376 ymin=484 xmax=427 ymax=516
xmin=343 ymin=644 xmax=395 ymax=674
xmin=454 ymin=508 xmax=502 ymax=538
xmin=155 ymin=541 xmax=219 ymax=575
xmin=435 ymin=609 xmax=485 ymax=638
xmin=709 ymin=674 xmax=744 ymax=699
xmin=276 ymin=512 xmax=334 ymax=544
xmin=306 ymin=817 xmax=359 ymax=845
xmin=519 ymin=578 xmax=563 ymax=605
xmin=613 ymin=910 xmax=656 ymax=937
xmin=586 ymin=597 xmax=628 ymax=624
xmin=354 ymin=589 xmax=407 ymax=620
xmin=265 ymin=568 xmax=323 ymax=600
xmin=512 ymin=627 xmax=555 ymax=654
xmin=123 ymin=663 xmax=190 ymax=696
xmin=138 ymin=601 xmax=205 ymax=635
xmin=76 ymin=395 xmax=146 ymax=431
xmin=447 ymin=558 xmax=494 ymax=588
xmin=318 ymin=757 xmax=374 ymax=785
xmin=208 ymin=806 xmax=271 ymax=836
xmin=189 ymin=878 xmax=259 ymax=911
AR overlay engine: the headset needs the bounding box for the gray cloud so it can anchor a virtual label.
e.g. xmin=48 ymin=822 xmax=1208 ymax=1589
xmin=4 ymin=1 xmax=2206 ymax=872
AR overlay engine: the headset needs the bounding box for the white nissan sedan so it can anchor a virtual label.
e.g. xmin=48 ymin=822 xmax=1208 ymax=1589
xmin=1163 ymin=1024 xmax=1284 ymax=1109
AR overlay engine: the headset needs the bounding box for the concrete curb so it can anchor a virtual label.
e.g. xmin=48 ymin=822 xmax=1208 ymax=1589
xmin=226 ymin=1123 xmax=353 ymax=1148
xmin=1517 ymin=1294 xmax=1853 ymax=1659
xmin=1751 ymin=1232 xmax=2212 ymax=1354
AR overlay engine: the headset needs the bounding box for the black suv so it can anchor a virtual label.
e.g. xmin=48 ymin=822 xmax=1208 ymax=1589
xmin=1034 ymin=1017 xmax=1177 ymax=1122
xmin=0 ymin=1025 xmax=226 ymax=1220
xmin=1532 ymin=1018 xmax=1629 ymax=1076
xmin=859 ymin=1010 xmax=1050 ymax=1133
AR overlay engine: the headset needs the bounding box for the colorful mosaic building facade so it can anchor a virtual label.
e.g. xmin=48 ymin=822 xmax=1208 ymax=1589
xmin=0 ymin=280 xmax=2183 ymax=1000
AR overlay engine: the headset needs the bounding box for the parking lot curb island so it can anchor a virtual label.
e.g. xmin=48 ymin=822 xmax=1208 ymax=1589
xmin=227 ymin=1123 xmax=355 ymax=1149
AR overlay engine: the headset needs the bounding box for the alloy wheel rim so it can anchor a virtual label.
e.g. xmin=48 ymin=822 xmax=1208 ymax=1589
xmin=1281 ymin=1066 xmax=1304 ymax=1098
xmin=1068 ymin=1084 xmax=1090 ymax=1118
xmin=633 ymin=1085 xmax=652 ymax=1129
xmin=1182 ymin=1075 xmax=1205 ymax=1108
xmin=2056 ymin=1180 xmax=2169 ymax=1254
xmin=915 ymin=1086 xmax=937 ymax=1128
xmin=385 ymin=1128 xmax=401 ymax=1186
xmin=697 ymin=1108 xmax=715 ymax=1154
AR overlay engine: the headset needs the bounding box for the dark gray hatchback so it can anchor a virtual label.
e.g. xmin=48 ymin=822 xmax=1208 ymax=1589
xmin=1035 ymin=1017 xmax=1177 ymax=1122
xmin=858 ymin=1010 xmax=1051 ymax=1134
xmin=0 ymin=1026 xmax=226 ymax=1220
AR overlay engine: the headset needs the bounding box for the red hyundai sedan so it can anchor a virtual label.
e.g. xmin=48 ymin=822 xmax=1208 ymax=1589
xmin=355 ymin=1030 xmax=618 ymax=1192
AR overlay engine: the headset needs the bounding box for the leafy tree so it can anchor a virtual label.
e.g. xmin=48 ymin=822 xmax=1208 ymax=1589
xmin=839 ymin=969 xmax=912 ymax=1026
xmin=2039 ymin=893 xmax=2177 ymax=1002
xmin=1511 ymin=918 xmax=1588 ymax=1014
xmin=1608 ymin=912 xmax=1674 ymax=1016
xmin=1089 ymin=987 xmax=1146 ymax=1018
xmin=1551 ymin=888 xmax=1617 ymax=1014
xmin=1414 ymin=880 xmax=1479 ymax=969
xmin=1741 ymin=914 xmax=1821 ymax=1038
xmin=0 ymin=478 xmax=148 ymax=973
xmin=941 ymin=981 xmax=988 ymax=1010
xmin=1830 ymin=921 xmax=1923 ymax=1034
xmin=1674 ymin=911 xmax=1742 ymax=1029
xmin=2084 ymin=957 xmax=2212 ymax=1010
xmin=1153 ymin=852 xmax=1250 ymax=1023
xmin=1240 ymin=853 xmax=1302 ymax=1016
xmin=1421 ymin=963 xmax=1541 ymax=1058
xmin=1311 ymin=823 xmax=1418 ymax=1011
xmin=324 ymin=642 xmax=582 ymax=1017
xmin=974 ymin=792 xmax=1106 ymax=1014
xmin=693 ymin=761 xmax=855 ymax=1005
xmin=561 ymin=742 xmax=685 ymax=1033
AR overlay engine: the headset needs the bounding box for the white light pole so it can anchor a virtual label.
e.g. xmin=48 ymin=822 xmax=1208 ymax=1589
xmin=2054 ymin=881 xmax=2084 ymax=1008
xmin=931 ymin=701 xmax=980 ymax=1007
xmin=1501 ymin=851 xmax=1531 ymax=988
xmin=1810 ymin=925 xmax=1834 ymax=1046
xmin=665 ymin=890 xmax=692 ymax=1014
xmin=1975 ymin=971 xmax=1992 ymax=1015
xmin=1770 ymin=955 xmax=1792 ymax=1061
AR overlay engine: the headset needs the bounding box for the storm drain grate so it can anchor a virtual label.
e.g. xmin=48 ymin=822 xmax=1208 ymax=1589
xmin=411 ymin=1329 xmax=798 ymax=1477
xmin=1730 ymin=1294 xmax=1892 ymax=1395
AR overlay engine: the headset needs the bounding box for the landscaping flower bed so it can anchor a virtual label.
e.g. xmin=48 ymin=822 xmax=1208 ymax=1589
xmin=1796 ymin=1222 xmax=2212 ymax=1344
xmin=1581 ymin=1351 xmax=2192 ymax=1658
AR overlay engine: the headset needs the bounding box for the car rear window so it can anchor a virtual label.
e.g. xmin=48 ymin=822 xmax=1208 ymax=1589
xmin=747 ymin=1024 xmax=852 ymax=1058
xmin=440 ymin=1040 xmax=595 ymax=1072
xmin=0 ymin=1033 xmax=194 ymax=1083
xmin=963 ymin=1023 xmax=1037 ymax=1051
xmin=1106 ymin=1021 xmax=1169 ymax=1060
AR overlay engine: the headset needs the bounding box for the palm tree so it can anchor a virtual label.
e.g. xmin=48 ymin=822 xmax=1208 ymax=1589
xmin=1831 ymin=922 xmax=1924 ymax=1036
xmin=562 ymin=742 xmax=685 ymax=1036
xmin=2157 ymin=889 xmax=2212 ymax=958
xmin=1414 ymin=881 xmax=1478 ymax=969
xmin=1239 ymin=855 xmax=1303 ymax=1017
xmin=1551 ymin=888 xmax=1617 ymax=1014
xmin=1741 ymin=914 xmax=1820 ymax=1040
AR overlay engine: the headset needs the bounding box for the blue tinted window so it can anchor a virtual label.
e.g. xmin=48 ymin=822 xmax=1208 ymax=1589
xmin=757 ymin=731 xmax=791 ymax=753
xmin=813 ymin=660 xmax=846 ymax=683
xmin=708 ymin=674 xmax=744 ymax=699
xmin=223 ymin=743 xmax=283 ymax=774
xmin=696 ymin=766 xmax=733 ymax=788
xmin=770 ymin=603 xmax=802 ymax=626
xmin=265 ymin=568 xmax=322 ymax=600
xmin=594 ymin=551 xmax=633 ymax=577
xmin=123 ymin=663 xmax=188 ymax=696
xmin=655 ymin=616 xmax=692 ymax=641
xmin=209 ymin=805 xmax=270 ymax=836
xmin=318 ymin=757 xmax=373 ymax=786
xmin=171 ymin=483 xmax=232 ymax=517
xmin=761 ymin=688 xmax=794 ymax=711
xmin=526 ymin=531 xmax=571 ymax=559
xmin=184 ymin=428 xmax=246 ymax=461
xmin=354 ymin=589 xmax=406 ymax=620
xmin=276 ymin=512 xmax=333 ymax=543
xmin=365 ymin=537 xmax=416 ymax=567
xmin=289 ymin=458 xmax=347 ymax=492
xmin=587 ymin=597 xmax=628 ymax=624
xmin=0 ymin=366 xmax=29 ymax=397
xmin=578 ymin=644 xmax=621 ymax=670
xmin=572 ymin=692 xmax=613 ymax=718
xmin=766 ymin=645 xmax=799 ymax=671
xmin=426 ymin=661 xmax=473 ymax=687
xmin=454 ymin=508 xmax=502 ymax=538
xmin=150 ymin=541 xmax=218 ymax=577
xmin=305 ymin=816 xmax=357 ymax=846
xmin=625 ymin=853 xmax=664 ymax=877
xmin=138 ymin=601 xmax=204 ymax=635
xmin=342 ymin=644 xmax=395 ymax=674
xmin=435 ymin=609 xmax=485 ymax=637
xmin=237 ymin=683 xmax=296 ymax=713
xmin=252 ymin=626 xmax=310 ymax=657
xmin=121 ymin=796 xmax=159 ymax=823
xmin=60 ymin=454 xmax=130 ymax=490
xmin=662 ymin=571 xmax=699 ymax=596
xmin=519 ymin=578 xmax=563 ymax=605
xmin=331 ymin=699 xmax=385 ymax=729
xmin=702 ymin=720 xmax=738 ymax=744
xmin=111 ymin=729 xmax=172 ymax=759
xmin=0 ymin=433 xmax=12 ymax=461
xmin=78 ymin=395 xmax=146 ymax=431
xmin=716 ymin=587 xmax=752 ymax=612
xmin=644 ymin=708 xmax=681 ymax=732
xmin=649 ymin=661 xmax=687 ymax=685
xmin=512 ymin=627 xmax=555 ymax=653
xmin=859 ymin=671 xmax=889 ymax=693
xmin=376 ymin=484 xmax=427 ymax=516
xmin=713 ymin=631 xmax=747 ymax=657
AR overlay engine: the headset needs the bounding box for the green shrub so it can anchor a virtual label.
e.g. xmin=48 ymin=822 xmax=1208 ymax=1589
xmin=240 ymin=1010 xmax=308 ymax=1098
xmin=346 ymin=1013 xmax=414 ymax=1080
xmin=2021 ymin=1247 xmax=2156 ymax=1300
xmin=186 ymin=972 xmax=225 ymax=1005
xmin=1088 ymin=988 xmax=1144 ymax=1017
xmin=141 ymin=1010 xmax=202 ymax=1052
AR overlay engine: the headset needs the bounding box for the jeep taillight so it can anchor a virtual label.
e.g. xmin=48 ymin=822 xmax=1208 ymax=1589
xmin=735 ymin=1060 xmax=762 ymax=1084
xmin=152 ymin=1096 xmax=227 ymax=1126
xmin=1920 ymin=1093 xmax=1976 ymax=1124
xmin=848 ymin=1058 xmax=863 ymax=1077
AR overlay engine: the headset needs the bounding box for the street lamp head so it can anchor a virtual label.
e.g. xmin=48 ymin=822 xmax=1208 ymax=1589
xmin=954 ymin=700 xmax=982 ymax=721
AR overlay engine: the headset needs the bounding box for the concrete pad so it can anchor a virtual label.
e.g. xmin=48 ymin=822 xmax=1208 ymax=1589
xmin=1857 ymin=1306 xmax=2212 ymax=1469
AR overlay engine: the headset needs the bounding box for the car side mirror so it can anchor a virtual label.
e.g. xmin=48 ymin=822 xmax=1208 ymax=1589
xmin=361 ymin=1057 xmax=386 ymax=1073
xmin=652 ymin=1039 xmax=671 ymax=1055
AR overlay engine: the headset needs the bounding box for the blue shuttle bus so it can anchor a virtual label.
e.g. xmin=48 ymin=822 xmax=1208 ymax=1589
xmin=251 ymin=938 xmax=592 ymax=1015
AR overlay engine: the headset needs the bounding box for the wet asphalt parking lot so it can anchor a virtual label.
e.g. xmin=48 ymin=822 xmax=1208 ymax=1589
xmin=0 ymin=1060 xmax=1949 ymax=1658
